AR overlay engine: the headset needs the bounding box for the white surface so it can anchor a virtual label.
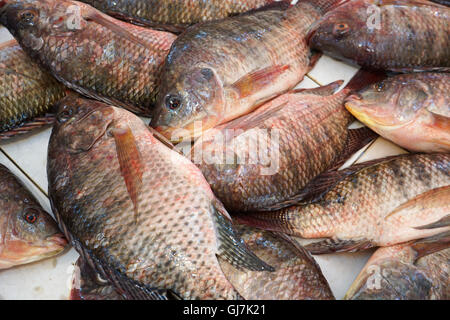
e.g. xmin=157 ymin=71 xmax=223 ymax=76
xmin=0 ymin=25 xmax=407 ymax=300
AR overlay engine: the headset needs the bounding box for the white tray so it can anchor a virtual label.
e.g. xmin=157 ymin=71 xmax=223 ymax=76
xmin=0 ymin=26 xmax=408 ymax=300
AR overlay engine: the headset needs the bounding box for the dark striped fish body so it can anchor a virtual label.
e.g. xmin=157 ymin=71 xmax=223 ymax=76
xmin=0 ymin=0 xmax=177 ymax=117
xmin=0 ymin=40 xmax=65 ymax=135
xmin=193 ymin=81 xmax=358 ymax=212
xmin=238 ymin=154 xmax=450 ymax=253
xmin=79 ymin=0 xmax=282 ymax=32
xmin=346 ymin=243 xmax=450 ymax=300
xmin=220 ymin=224 xmax=335 ymax=300
xmin=308 ymin=0 xmax=450 ymax=71
xmin=48 ymin=96 xmax=272 ymax=300
xmin=151 ymin=0 xmax=346 ymax=140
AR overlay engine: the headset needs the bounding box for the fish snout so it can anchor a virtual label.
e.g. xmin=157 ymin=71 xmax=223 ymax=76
xmin=46 ymin=233 xmax=69 ymax=249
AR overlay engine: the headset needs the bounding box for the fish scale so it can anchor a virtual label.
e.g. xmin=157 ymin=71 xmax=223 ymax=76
xmin=346 ymin=243 xmax=450 ymax=300
xmin=308 ymin=0 xmax=450 ymax=71
xmin=48 ymin=97 xmax=273 ymax=300
xmin=152 ymin=0 xmax=345 ymax=139
xmin=193 ymin=82 xmax=357 ymax=213
xmin=79 ymin=0 xmax=279 ymax=32
xmin=0 ymin=0 xmax=177 ymax=117
xmin=0 ymin=40 xmax=66 ymax=133
xmin=238 ymin=153 xmax=450 ymax=252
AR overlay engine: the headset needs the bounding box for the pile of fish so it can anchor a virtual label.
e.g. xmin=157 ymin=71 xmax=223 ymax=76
xmin=0 ymin=0 xmax=448 ymax=300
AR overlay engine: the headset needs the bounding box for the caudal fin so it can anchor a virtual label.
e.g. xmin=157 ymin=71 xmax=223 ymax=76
xmin=342 ymin=69 xmax=387 ymax=95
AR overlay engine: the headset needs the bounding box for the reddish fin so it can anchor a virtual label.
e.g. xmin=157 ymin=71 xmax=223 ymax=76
xmin=385 ymin=186 xmax=449 ymax=222
xmin=83 ymin=8 xmax=151 ymax=49
xmin=426 ymin=111 xmax=450 ymax=133
xmin=223 ymin=101 xmax=288 ymax=132
xmin=291 ymin=80 xmax=344 ymax=96
xmin=411 ymin=231 xmax=450 ymax=262
xmin=308 ymin=51 xmax=322 ymax=72
xmin=111 ymin=126 xmax=143 ymax=220
xmin=342 ymin=69 xmax=387 ymax=95
xmin=231 ymin=65 xmax=290 ymax=98
xmin=304 ymin=238 xmax=374 ymax=254
xmin=415 ymin=215 xmax=450 ymax=230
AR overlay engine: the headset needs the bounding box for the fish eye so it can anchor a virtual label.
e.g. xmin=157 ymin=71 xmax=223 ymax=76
xmin=18 ymin=9 xmax=38 ymax=26
xmin=333 ymin=23 xmax=350 ymax=37
xmin=375 ymin=82 xmax=385 ymax=92
xmin=57 ymin=107 xmax=74 ymax=123
xmin=23 ymin=208 xmax=39 ymax=224
xmin=165 ymin=94 xmax=182 ymax=111
xmin=200 ymin=68 xmax=214 ymax=81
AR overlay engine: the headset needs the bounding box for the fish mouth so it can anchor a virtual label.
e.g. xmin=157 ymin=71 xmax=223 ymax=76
xmin=46 ymin=233 xmax=69 ymax=249
xmin=0 ymin=235 xmax=68 ymax=269
xmin=345 ymin=97 xmax=389 ymax=128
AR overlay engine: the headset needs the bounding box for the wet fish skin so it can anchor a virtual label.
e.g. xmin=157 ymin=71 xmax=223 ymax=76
xmin=192 ymin=80 xmax=361 ymax=212
xmin=151 ymin=0 xmax=345 ymax=140
xmin=345 ymin=243 xmax=450 ymax=300
xmin=0 ymin=164 xmax=67 ymax=270
xmin=78 ymin=0 xmax=283 ymax=32
xmin=0 ymin=39 xmax=66 ymax=134
xmin=48 ymin=96 xmax=272 ymax=300
xmin=220 ymin=224 xmax=335 ymax=300
xmin=237 ymin=154 xmax=450 ymax=252
xmin=345 ymin=72 xmax=450 ymax=153
xmin=0 ymin=0 xmax=177 ymax=117
xmin=307 ymin=0 xmax=450 ymax=72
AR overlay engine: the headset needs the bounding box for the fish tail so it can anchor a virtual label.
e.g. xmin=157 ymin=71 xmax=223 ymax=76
xmin=300 ymin=0 xmax=350 ymax=14
xmin=342 ymin=69 xmax=387 ymax=95
xmin=235 ymin=209 xmax=300 ymax=236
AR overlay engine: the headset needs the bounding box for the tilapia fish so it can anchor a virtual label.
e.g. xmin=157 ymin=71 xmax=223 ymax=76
xmin=71 ymin=225 xmax=334 ymax=300
xmin=47 ymin=96 xmax=272 ymax=300
xmin=0 ymin=164 xmax=67 ymax=270
xmin=220 ymin=225 xmax=334 ymax=300
xmin=151 ymin=0 xmax=347 ymax=140
xmin=78 ymin=0 xmax=283 ymax=33
xmin=237 ymin=154 xmax=450 ymax=254
xmin=0 ymin=0 xmax=177 ymax=117
xmin=345 ymin=72 xmax=450 ymax=153
xmin=345 ymin=232 xmax=450 ymax=300
xmin=0 ymin=39 xmax=66 ymax=138
xmin=307 ymin=0 xmax=450 ymax=72
xmin=192 ymin=74 xmax=378 ymax=212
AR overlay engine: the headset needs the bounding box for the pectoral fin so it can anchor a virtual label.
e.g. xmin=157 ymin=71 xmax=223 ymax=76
xmin=111 ymin=126 xmax=143 ymax=220
xmin=70 ymin=257 xmax=125 ymax=300
xmin=213 ymin=203 xmax=274 ymax=272
xmin=411 ymin=231 xmax=450 ymax=262
xmin=231 ymin=65 xmax=290 ymax=99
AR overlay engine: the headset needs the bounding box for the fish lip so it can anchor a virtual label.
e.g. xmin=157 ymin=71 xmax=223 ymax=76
xmin=45 ymin=233 xmax=69 ymax=249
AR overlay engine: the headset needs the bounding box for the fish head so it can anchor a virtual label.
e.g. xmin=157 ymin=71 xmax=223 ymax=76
xmin=345 ymin=259 xmax=433 ymax=300
xmin=54 ymin=96 xmax=115 ymax=154
xmin=345 ymin=78 xmax=430 ymax=129
xmin=152 ymin=66 xmax=225 ymax=142
xmin=0 ymin=183 xmax=67 ymax=268
xmin=0 ymin=0 xmax=86 ymax=51
xmin=307 ymin=2 xmax=374 ymax=65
